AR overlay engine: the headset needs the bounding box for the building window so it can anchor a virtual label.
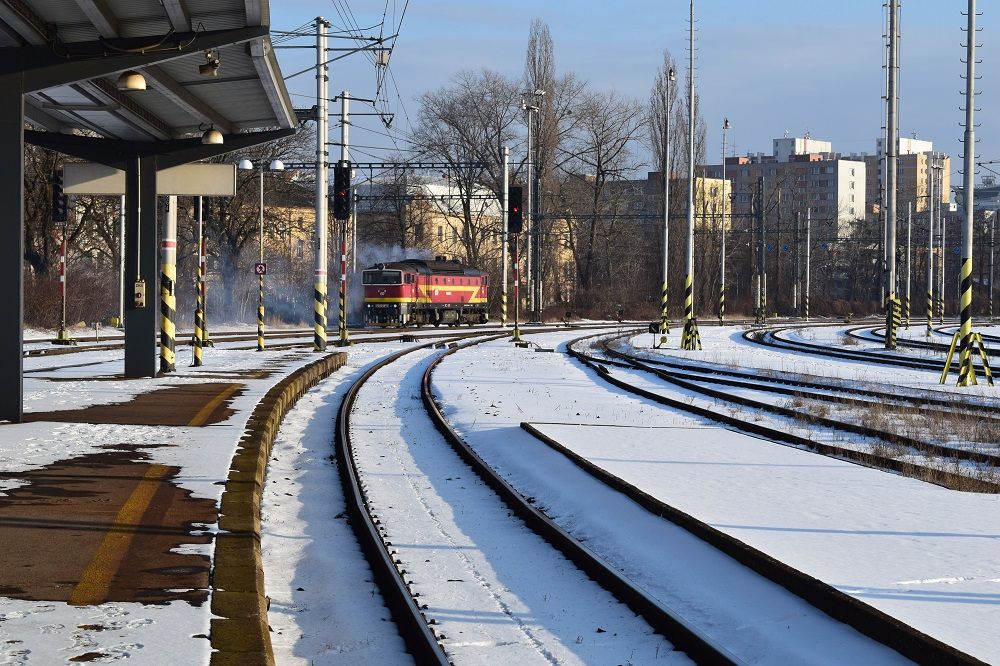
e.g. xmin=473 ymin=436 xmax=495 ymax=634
xmin=851 ymin=168 xmax=856 ymax=177
xmin=415 ymin=223 xmax=424 ymax=241
xmin=437 ymin=226 xmax=443 ymax=241
xmin=850 ymin=194 xmax=855 ymax=202
xmin=452 ymin=227 xmax=458 ymax=241
xmin=850 ymin=181 xmax=855 ymax=189
xmin=850 ymin=206 xmax=856 ymax=215
xmin=296 ymin=239 xmax=304 ymax=259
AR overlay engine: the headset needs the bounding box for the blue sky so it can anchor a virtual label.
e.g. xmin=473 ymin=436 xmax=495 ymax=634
xmin=271 ymin=1 xmax=997 ymax=181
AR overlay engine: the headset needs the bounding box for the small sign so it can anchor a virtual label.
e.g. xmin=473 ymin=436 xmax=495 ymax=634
xmin=821 ymin=242 xmax=830 ymax=251
xmin=782 ymin=244 xmax=790 ymax=253
xmin=254 ymin=262 xmax=267 ymax=275
xmin=953 ymin=247 xmax=960 ymax=255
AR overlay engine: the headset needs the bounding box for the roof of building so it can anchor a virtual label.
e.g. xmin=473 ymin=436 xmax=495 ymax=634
xmin=11 ymin=0 xmax=294 ymax=141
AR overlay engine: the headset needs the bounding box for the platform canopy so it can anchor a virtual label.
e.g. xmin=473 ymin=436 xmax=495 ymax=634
xmin=8 ymin=0 xmax=294 ymax=142
xmin=0 ymin=0 xmax=301 ymax=423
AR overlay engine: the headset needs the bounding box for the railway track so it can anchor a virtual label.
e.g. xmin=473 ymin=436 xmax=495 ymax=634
xmin=573 ymin=332 xmax=1000 ymax=492
xmin=335 ymin=331 xmax=738 ymax=664
xmin=558 ymin=331 xmax=986 ymax=664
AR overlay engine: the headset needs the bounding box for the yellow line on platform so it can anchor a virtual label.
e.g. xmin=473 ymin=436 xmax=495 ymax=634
xmin=188 ymin=384 xmax=239 ymax=427
xmin=68 ymin=464 xmax=170 ymax=606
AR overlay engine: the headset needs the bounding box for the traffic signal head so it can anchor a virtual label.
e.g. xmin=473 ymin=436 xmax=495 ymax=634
xmin=333 ymin=161 xmax=351 ymax=220
xmin=508 ymin=186 xmax=523 ymax=233
xmin=52 ymin=170 xmax=68 ymax=223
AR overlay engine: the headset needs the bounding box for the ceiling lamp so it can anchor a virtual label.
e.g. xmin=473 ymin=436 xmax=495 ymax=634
xmin=201 ymin=127 xmax=224 ymax=145
xmin=199 ymin=50 xmax=221 ymax=77
xmin=116 ymin=70 xmax=146 ymax=91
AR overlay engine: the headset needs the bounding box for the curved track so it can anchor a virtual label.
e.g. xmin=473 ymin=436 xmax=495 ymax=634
xmin=335 ymin=331 xmax=738 ymax=664
xmin=562 ymin=331 xmax=985 ymax=664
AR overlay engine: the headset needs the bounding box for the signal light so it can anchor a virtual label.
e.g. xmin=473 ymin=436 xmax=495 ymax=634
xmin=508 ymin=186 xmax=523 ymax=233
xmin=52 ymin=170 xmax=68 ymax=223
xmin=333 ymin=161 xmax=352 ymax=220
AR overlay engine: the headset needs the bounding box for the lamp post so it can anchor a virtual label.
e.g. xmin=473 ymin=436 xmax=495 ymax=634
xmin=658 ymin=67 xmax=676 ymax=345
xmin=238 ymin=157 xmax=285 ymax=351
xmin=719 ymin=117 xmax=730 ymax=324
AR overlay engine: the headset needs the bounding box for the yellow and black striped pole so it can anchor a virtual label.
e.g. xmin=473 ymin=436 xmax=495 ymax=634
xmin=926 ymin=289 xmax=933 ymax=338
xmin=680 ymin=0 xmax=699 ymax=352
xmin=718 ymin=282 xmax=724 ymax=325
xmin=957 ymin=3 xmax=977 ymax=387
xmin=159 ymin=196 xmax=177 ymax=374
xmin=193 ymin=197 xmax=204 ymax=366
xmin=313 ymin=17 xmax=329 ymax=352
xmin=659 ymin=279 xmax=669 ymax=343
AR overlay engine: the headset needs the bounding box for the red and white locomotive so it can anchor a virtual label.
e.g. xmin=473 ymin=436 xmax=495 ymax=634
xmin=363 ymin=257 xmax=489 ymax=327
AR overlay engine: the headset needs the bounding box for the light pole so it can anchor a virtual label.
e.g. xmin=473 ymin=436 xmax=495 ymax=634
xmin=719 ymin=117 xmax=730 ymax=324
xmin=238 ymin=157 xmax=285 ymax=351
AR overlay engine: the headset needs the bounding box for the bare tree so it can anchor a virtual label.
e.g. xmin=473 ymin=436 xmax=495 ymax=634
xmin=411 ymin=69 xmax=522 ymax=266
xmin=556 ymin=90 xmax=645 ymax=293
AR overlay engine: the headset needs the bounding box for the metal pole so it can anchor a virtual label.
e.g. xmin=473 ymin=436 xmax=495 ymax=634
xmin=905 ymin=201 xmax=912 ymax=328
xmin=659 ymin=68 xmax=675 ymax=342
xmin=958 ymin=0 xmax=977 ymax=385
xmin=991 ymin=208 xmax=996 ymax=320
xmin=118 ymin=194 xmax=125 ymax=328
xmin=681 ymin=0 xmax=699 ymax=350
xmin=512 ymin=235 xmax=521 ymax=341
xmin=193 ymin=197 xmax=204 ymax=366
xmin=313 ymin=17 xmax=329 ymax=352
xmin=532 ymin=102 xmax=543 ymax=322
xmin=927 ymin=165 xmax=935 ymax=337
xmin=338 ymin=91 xmax=351 ymax=346
xmin=58 ymin=227 xmax=67 ymax=341
xmin=793 ymin=211 xmax=799 ymax=314
xmin=720 ymin=118 xmax=729 ymax=324
xmin=884 ymin=0 xmax=899 ymax=350
xmin=805 ymin=208 xmax=811 ymax=320
xmin=940 ymin=184 xmax=946 ymax=324
xmin=502 ymin=145 xmax=509 ymax=327
xmin=755 ymin=177 xmax=764 ymax=324
xmin=159 ymin=195 xmax=177 ymax=373
xmin=257 ymin=166 xmax=265 ymax=351
xmin=525 ymin=104 xmax=534 ymax=320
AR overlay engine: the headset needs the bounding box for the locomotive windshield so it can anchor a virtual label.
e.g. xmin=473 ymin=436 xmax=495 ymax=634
xmin=363 ymin=270 xmax=402 ymax=285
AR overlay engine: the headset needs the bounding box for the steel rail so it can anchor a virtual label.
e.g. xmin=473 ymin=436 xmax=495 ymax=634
xmin=424 ymin=337 xmax=741 ymax=665
xmin=563 ymin=334 xmax=986 ymax=665
xmin=334 ymin=341 xmax=453 ymax=665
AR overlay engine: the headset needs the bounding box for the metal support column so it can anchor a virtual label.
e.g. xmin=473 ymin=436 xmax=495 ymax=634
xmin=681 ymin=0 xmax=700 ymax=350
xmin=905 ymin=202 xmax=912 ymax=328
xmin=313 ymin=17 xmax=329 ymax=352
xmin=124 ymin=155 xmax=158 ymax=379
xmin=0 ymin=75 xmax=24 ymax=421
xmin=118 ymin=194 xmax=125 ymax=327
xmin=193 ymin=196 xmax=204 ymax=366
xmin=805 ymin=208 xmax=811 ymax=321
xmin=159 ymin=195 xmax=177 ymax=373
xmin=884 ymin=0 xmax=899 ymax=350
xmin=958 ymin=0 xmax=977 ymax=385
xmin=501 ymin=145 xmax=509 ymax=327
xmin=659 ymin=68 xmax=674 ymax=342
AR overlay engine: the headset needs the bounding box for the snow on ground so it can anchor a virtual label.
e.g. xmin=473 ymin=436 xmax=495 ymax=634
xmin=432 ymin=330 xmax=909 ymax=664
xmin=347 ymin=342 xmax=680 ymax=665
xmin=262 ymin=342 xmax=416 ymax=665
xmin=431 ymin=328 xmax=1000 ymax=663
xmin=0 ymin=346 xmax=333 ymax=665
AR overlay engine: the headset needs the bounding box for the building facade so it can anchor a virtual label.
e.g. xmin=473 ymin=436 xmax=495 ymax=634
xmin=703 ymin=136 xmax=865 ymax=238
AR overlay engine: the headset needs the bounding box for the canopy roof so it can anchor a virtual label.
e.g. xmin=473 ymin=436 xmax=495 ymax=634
xmin=5 ymin=0 xmax=294 ymax=141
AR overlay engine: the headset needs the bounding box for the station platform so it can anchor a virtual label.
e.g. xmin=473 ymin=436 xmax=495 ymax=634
xmin=0 ymin=346 xmax=338 ymax=664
